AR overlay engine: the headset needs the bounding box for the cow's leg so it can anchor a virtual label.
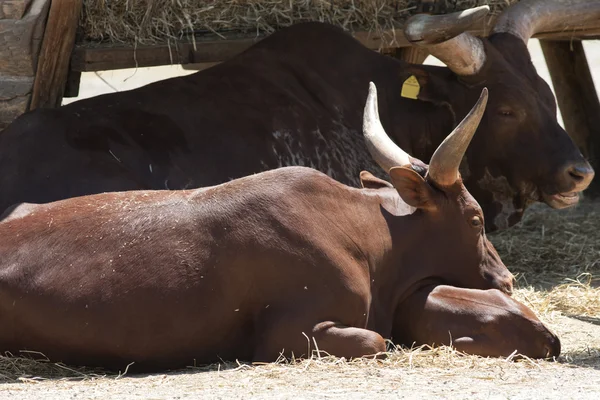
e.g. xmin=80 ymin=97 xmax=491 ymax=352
xmin=310 ymin=321 xmax=387 ymax=358
xmin=392 ymin=285 xmax=560 ymax=358
xmin=253 ymin=318 xmax=386 ymax=362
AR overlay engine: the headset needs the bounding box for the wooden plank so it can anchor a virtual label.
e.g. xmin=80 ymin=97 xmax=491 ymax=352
xmin=0 ymin=0 xmax=50 ymax=76
xmin=540 ymin=39 xmax=600 ymax=195
xmin=70 ymin=21 xmax=600 ymax=73
xmin=70 ymin=28 xmax=415 ymax=73
xmin=30 ymin=0 xmax=83 ymax=109
xmin=392 ymin=47 xmax=430 ymax=64
xmin=534 ymin=26 xmax=600 ymax=41
xmin=71 ymin=36 xmax=261 ymax=72
xmin=0 ymin=0 xmax=32 ymax=19
xmin=180 ymin=62 xmax=220 ymax=71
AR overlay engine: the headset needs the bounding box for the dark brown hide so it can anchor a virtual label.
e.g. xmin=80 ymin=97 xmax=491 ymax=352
xmin=0 ymin=12 xmax=592 ymax=231
xmin=0 ymin=165 xmax=513 ymax=371
xmin=438 ymin=34 xmax=594 ymax=230
xmin=393 ymin=285 xmax=561 ymax=359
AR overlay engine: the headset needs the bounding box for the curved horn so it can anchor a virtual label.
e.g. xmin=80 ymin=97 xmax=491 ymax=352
xmin=492 ymin=0 xmax=600 ymax=45
xmin=404 ymin=6 xmax=489 ymax=76
xmin=404 ymin=6 xmax=490 ymax=44
xmin=363 ymin=82 xmax=410 ymax=172
xmin=428 ymin=88 xmax=488 ymax=187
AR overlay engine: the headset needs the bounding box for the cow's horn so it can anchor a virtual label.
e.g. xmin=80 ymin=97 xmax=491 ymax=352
xmin=363 ymin=82 xmax=410 ymax=172
xmin=404 ymin=6 xmax=489 ymax=44
xmin=404 ymin=6 xmax=489 ymax=76
xmin=428 ymin=88 xmax=488 ymax=187
xmin=492 ymin=0 xmax=600 ymax=45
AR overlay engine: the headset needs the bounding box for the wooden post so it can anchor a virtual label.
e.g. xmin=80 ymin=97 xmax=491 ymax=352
xmin=540 ymin=39 xmax=600 ymax=195
xmin=30 ymin=0 xmax=83 ymax=109
xmin=62 ymin=70 xmax=81 ymax=98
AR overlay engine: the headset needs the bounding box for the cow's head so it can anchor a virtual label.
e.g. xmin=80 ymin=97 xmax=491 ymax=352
xmin=403 ymin=0 xmax=598 ymax=231
xmin=363 ymin=82 xmax=514 ymax=293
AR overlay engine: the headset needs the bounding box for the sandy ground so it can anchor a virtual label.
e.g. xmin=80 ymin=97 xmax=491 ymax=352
xmin=2 ymin=313 xmax=599 ymax=400
xmin=3 ymin=39 xmax=599 ymax=399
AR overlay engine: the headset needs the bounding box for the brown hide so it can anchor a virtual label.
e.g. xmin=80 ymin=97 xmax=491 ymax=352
xmin=0 ymin=15 xmax=592 ymax=231
xmin=393 ymin=285 xmax=560 ymax=359
xmin=0 ymin=166 xmax=514 ymax=370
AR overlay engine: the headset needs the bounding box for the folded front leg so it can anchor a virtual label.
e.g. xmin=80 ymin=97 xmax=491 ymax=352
xmin=253 ymin=317 xmax=386 ymax=362
xmin=392 ymin=285 xmax=561 ymax=359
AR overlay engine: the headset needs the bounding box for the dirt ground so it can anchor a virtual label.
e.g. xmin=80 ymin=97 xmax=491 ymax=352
xmin=2 ymin=313 xmax=599 ymax=399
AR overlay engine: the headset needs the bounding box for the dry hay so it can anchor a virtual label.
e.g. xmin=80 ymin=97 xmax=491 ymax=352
xmin=1 ymin=200 xmax=599 ymax=384
xmin=80 ymin=1 xmax=519 ymax=45
xmin=490 ymin=200 xmax=600 ymax=319
xmin=0 ymin=351 xmax=107 ymax=383
xmin=2 ymin=343 xmax=599 ymax=395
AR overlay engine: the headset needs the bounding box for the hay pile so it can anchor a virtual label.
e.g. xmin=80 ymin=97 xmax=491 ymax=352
xmin=490 ymin=200 xmax=600 ymax=318
xmin=80 ymin=1 xmax=519 ymax=45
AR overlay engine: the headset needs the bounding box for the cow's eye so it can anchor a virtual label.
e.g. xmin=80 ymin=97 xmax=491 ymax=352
xmin=498 ymin=108 xmax=514 ymax=117
xmin=470 ymin=216 xmax=483 ymax=228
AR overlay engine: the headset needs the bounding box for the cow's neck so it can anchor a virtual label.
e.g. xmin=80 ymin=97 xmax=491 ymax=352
xmin=356 ymin=189 xmax=441 ymax=335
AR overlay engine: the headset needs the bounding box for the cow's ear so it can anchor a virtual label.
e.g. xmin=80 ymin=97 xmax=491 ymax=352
xmin=402 ymin=66 xmax=455 ymax=107
xmin=388 ymin=166 xmax=437 ymax=211
xmin=360 ymin=171 xmax=393 ymax=189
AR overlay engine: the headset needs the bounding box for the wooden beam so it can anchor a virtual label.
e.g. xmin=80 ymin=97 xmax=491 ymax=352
xmin=70 ymin=28 xmax=417 ymax=73
xmin=71 ymin=36 xmax=261 ymax=73
xmin=541 ymin=40 xmax=600 ymax=195
xmin=30 ymin=0 xmax=82 ymax=109
xmin=70 ymin=21 xmax=600 ymax=73
xmin=392 ymin=47 xmax=430 ymax=64
xmin=180 ymin=62 xmax=220 ymax=71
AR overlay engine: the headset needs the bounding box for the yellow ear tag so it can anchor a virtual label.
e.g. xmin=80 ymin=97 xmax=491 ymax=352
xmin=401 ymin=75 xmax=420 ymax=100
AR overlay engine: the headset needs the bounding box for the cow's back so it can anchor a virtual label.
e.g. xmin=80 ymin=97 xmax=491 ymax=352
xmin=0 ymin=23 xmax=401 ymax=213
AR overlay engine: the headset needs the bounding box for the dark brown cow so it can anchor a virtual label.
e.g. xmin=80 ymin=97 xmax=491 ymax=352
xmin=0 ymin=86 xmax=524 ymax=370
xmin=393 ymin=285 xmax=560 ymax=359
xmin=0 ymin=1 xmax=597 ymax=231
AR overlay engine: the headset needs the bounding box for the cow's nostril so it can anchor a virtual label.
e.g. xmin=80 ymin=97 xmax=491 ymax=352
xmin=565 ymin=163 xmax=594 ymax=186
xmin=568 ymin=167 xmax=585 ymax=182
xmin=568 ymin=164 xmax=594 ymax=182
xmin=502 ymin=274 xmax=515 ymax=295
xmin=543 ymin=334 xmax=561 ymax=358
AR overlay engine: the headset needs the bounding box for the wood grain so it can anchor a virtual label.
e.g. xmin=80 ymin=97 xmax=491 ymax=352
xmin=30 ymin=0 xmax=83 ymax=109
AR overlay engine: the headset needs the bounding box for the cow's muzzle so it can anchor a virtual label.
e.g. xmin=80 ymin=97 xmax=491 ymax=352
xmin=542 ymin=161 xmax=595 ymax=209
xmin=541 ymin=191 xmax=580 ymax=209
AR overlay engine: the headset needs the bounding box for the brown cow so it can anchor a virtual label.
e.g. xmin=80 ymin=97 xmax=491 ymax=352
xmin=0 ymin=86 xmax=520 ymax=371
xmin=0 ymin=0 xmax=597 ymax=231
xmin=393 ymin=285 xmax=560 ymax=359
